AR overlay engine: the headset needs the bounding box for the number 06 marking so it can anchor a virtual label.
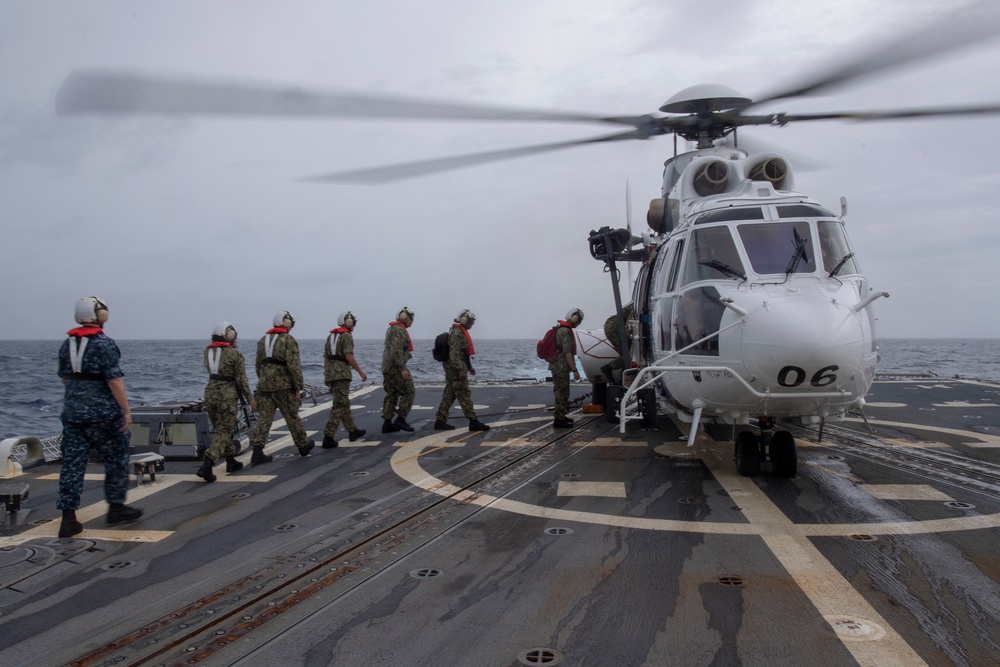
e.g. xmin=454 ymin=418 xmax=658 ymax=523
xmin=778 ymin=365 xmax=839 ymax=388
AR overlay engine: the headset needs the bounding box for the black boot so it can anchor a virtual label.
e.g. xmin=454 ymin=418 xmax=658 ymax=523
xmin=469 ymin=419 xmax=491 ymax=432
xmin=322 ymin=434 xmax=339 ymax=449
xmin=298 ymin=439 xmax=316 ymax=456
xmin=434 ymin=420 xmax=455 ymax=431
xmin=553 ymin=417 xmax=575 ymax=428
xmin=393 ymin=417 xmax=415 ymax=432
xmin=382 ymin=419 xmax=400 ymax=433
xmin=58 ymin=509 xmax=83 ymax=538
xmin=251 ymin=446 xmax=273 ymax=465
xmin=197 ymin=457 xmax=217 ymax=482
xmin=225 ymin=455 xmax=244 ymax=473
xmin=348 ymin=429 xmax=367 ymax=442
xmin=107 ymin=503 xmax=143 ymax=526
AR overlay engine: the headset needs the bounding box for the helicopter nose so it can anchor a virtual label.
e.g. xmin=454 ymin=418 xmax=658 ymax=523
xmin=740 ymin=296 xmax=866 ymax=389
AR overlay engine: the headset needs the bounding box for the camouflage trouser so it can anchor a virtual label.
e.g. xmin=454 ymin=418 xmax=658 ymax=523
xmin=205 ymin=397 xmax=238 ymax=461
xmin=251 ymin=390 xmax=309 ymax=449
xmin=552 ymin=368 xmax=570 ymax=419
xmin=382 ymin=371 xmax=414 ymax=421
xmin=436 ymin=365 xmax=476 ymax=422
xmin=324 ymin=379 xmax=356 ymax=435
xmin=57 ymin=419 xmax=131 ymax=510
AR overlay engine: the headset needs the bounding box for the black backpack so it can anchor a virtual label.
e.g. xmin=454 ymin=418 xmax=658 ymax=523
xmin=432 ymin=331 xmax=450 ymax=362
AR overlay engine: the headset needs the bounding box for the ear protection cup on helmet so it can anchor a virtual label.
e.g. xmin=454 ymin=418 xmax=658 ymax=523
xmin=397 ymin=307 xmax=414 ymax=324
xmin=565 ymin=308 xmax=584 ymax=326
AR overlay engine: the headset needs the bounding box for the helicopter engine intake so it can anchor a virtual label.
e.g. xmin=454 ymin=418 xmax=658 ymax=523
xmin=746 ymin=156 xmax=790 ymax=190
xmin=692 ymin=160 xmax=730 ymax=196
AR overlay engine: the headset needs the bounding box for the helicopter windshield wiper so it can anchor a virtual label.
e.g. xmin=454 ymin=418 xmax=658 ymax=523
xmin=829 ymin=252 xmax=855 ymax=277
xmin=785 ymin=228 xmax=810 ymax=274
xmin=698 ymin=259 xmax=747 ymax=281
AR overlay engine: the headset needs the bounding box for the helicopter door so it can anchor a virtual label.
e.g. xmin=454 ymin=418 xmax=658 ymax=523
xmin=631 ymin=247 xmax=659 ymax=365
xmin=649 ymin=238 xmax=684 ymax=355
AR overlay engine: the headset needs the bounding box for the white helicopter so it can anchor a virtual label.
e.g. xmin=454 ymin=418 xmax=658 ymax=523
xmin=54 ymin=2 xmax=1000 ymax=477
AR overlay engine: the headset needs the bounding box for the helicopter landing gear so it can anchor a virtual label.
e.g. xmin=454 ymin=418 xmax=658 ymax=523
xmin=734 ymin=418 xmax=798 ymax=478
xmin=735 ymin=431 xmax=760 ymax=477
xmin=770 ymin=430 xmax=798 ymax=478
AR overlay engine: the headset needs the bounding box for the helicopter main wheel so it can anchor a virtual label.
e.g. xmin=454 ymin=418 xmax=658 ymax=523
xmin=770 ymin=431 xmax=798 ymax=478
xmin=735 ymin=431 xmax=760 ymax=477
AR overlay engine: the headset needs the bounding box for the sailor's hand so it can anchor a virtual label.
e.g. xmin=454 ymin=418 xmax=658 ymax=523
xmin=359 ymin=371 xmax=368 ymax=382
xmin=119 ymin=412 xmax=132 ymax=432
xmin=401 ymin=369 xmax=410 ymax=381
xmin=459 ymin=372 xmax=468 ymax=382
xmin=249 ymin=399 xmax=258 ymax=412
xmin=572 ymin=371 xmax=581 ymax=381
xmin=469 ymin=367 xmax=476 ymax=376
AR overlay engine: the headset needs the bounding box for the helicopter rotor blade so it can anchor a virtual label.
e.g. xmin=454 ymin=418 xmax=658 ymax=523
xmin=300 ymin=129 xmax=647 ymax=184
xmin=742 ymin=103 xmax=1000 ymax=125
xmin=55 ymin=69 xmax=648 ymax=127
xmin=750 ymin=0 xmax=1000 ymax=107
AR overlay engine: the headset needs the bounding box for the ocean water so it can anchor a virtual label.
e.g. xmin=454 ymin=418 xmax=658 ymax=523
xmin=1 ymin=338 xmax=998 ymax=441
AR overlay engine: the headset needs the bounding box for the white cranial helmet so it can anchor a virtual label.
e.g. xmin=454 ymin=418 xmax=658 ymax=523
xmin=338 ymin=310 xmax=357 ymax=328
xmin=273 ymin=310 xmax=295 ymax=328
xmin=212 ymin=321 xmax=237 ymax=342
xmin=565 ymin=307 xmax=584 ymax=326
xmin=397 ymin=306 xmax=414 ymax=324
xmin=74 ymin=296 xmax=108 ymax=325
xmin=457 ymin=309 xmax=476 ymax=327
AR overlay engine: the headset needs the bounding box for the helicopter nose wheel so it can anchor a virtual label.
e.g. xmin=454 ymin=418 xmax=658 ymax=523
xmin=734 ymin=426 xmax=798 ymax=478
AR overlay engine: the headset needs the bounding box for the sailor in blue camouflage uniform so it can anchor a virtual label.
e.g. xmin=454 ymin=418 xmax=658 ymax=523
xmin=196 ymin=321 xmax=257 ymax=482
xmin=434 ymin=309 xmax=490 ymax=432
xmin=322 ymin=310 xmax=368 ymax=449
xmin=250 ymin=310 xmax=315 ymax=458
xmin=381 ymin=307 xmax=415 ymax=434
xmin=56 ymin=296 xmax=143 ymax=538
xmin=550 ymin=308 xmax=584 ymax=427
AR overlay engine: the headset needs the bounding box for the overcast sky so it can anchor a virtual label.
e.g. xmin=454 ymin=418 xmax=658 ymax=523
xmin=2 ymin=0 xmax=999 ymax=341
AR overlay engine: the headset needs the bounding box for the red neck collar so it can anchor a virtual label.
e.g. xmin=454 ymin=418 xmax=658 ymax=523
xmin=266 ymin=327 xmax=289 ymax=334
xmin=67 ymin=326 xmax=102 ymax=337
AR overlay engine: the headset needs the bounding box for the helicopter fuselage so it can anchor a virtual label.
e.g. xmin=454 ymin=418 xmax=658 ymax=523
xmin=597 ymin=147 xmax=885 ymax=428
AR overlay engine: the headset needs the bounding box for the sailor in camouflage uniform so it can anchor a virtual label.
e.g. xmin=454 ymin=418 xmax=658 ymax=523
xmin=600 ymin=303 xmax=633 ymax=385
xmin=434 ymin=309 xmax=490 ymax=432
xmin=551 ymin=308 xmax=584 ymax=428
xmin=56 ymin=296 xmax=143 ymax=538
xmin=322 ymin=311 xmax=368 ymax=449
xmin=381 ymin=307 xmax=416 ymax=434
xmin=197 ymin=322 xmax=257 ymax=482
xmin=250 ymin=310 xmax=315 ymax=458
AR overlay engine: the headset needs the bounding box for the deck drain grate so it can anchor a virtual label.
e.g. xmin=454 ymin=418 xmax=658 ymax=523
xmin=559 ymin=473 xmax=580 ymax=479
xmin=544 ymin=527 xmax=574 ymax=536
xmin=677 ymin=497 xmax=701 ymax=505
xmin=275 ymin=453 xmax=295 ymax=459
xmin=518 ymin=647 xmax=564 ymax=666
xmin=718 ymin=576 xmax=746 ymax=586
xmin=275 ymin=524 xmax=298 ymax=532
xmin=228 ymin=493 xmax=251 ymax=499
xmin=102 ymin=561 xmax=136 ymax=571
xmin=350 ymin=471 xmax=370 ymax=477
xmin=945 ymin=501 xmax=975 ymax=509
xmin=825 ymin=455 xmax=845 ymax=461
xmin=30 ymin=518 xmax=55 ymax=525
xmin=410 ymin=567 xmax=443 ymax=579
xmin=848 ymin=533 xmax=878 ymax=542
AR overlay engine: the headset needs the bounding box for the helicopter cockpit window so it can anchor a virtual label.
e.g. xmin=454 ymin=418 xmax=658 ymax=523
xmin=681 ymin=226 xmax=746 ymax=286
xmin=776 ymin=204 xmax=834 ymax=218
xmin=674 ymin=286 xmax=724 ymax=356
xmin=738 ymin=221 xmax=817 ymax=275
xmin=817 ymin=220 xmax=860 ymax=276
xmin=695 ymin=207 xmax=764 ymax=224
